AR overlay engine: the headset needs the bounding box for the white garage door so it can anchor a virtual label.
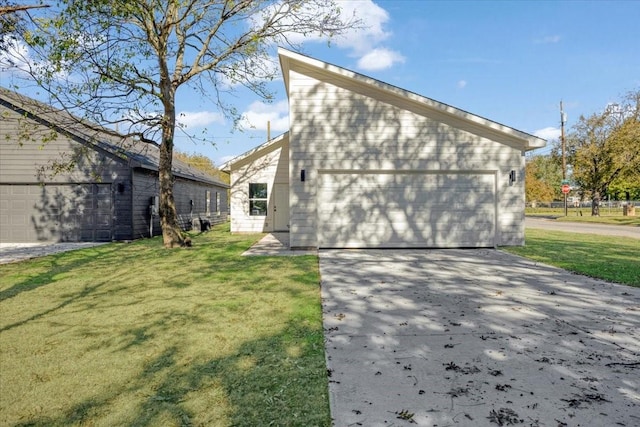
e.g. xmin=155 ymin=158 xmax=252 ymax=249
xmin=318 ymin=172 xmax=496 ymax=248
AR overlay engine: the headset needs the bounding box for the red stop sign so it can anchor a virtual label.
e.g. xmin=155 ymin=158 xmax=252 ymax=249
xmin=562 ymin=184 xmax=570 ymax=194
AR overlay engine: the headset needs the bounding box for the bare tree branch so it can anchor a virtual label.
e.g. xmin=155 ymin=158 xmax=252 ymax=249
xmin=8 ymin=0 xmax=363 ymax=247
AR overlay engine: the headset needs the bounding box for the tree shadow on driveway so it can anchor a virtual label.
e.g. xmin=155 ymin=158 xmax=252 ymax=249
xmin=320 ymin=249 xmax=640 ymax=426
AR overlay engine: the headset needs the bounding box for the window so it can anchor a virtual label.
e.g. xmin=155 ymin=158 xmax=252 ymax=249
xmin=205 ymin=191 xmax=211 ymax=216
xmin=215 ymin=192 xmax=221 ymax=216
xmin=249 ymin=183 xmax=267 ymax=216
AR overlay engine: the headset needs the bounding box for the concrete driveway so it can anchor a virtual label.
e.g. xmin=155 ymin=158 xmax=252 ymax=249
xmin=320 ymin=249 xmax=640 ymax=426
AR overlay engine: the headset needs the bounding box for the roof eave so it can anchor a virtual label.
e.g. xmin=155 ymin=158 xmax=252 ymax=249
xmin=278 ymin=48 xmax=291 ymax=98
xmin=524 ymin=138 xmax=547 ymax=151
xmin=277 ymin=48 xmax=547 ymax=152
xmin=221 ymin=131 xmax=289 ymax=171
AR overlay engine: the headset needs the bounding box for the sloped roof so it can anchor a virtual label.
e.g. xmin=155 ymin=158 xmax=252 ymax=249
xmin=278 ymin=48 xmax=546 ymax=151
xmin=220 ymin=131 xmax=288 ymax=172
xmin=0 ymin=86 xmax=228 ymax=187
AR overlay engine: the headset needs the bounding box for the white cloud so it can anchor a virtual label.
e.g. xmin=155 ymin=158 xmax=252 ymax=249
xmin=534 ymin=35 xmax=561 ymax=44
xmin=333 ymin=1 xmax=405 ymax=71
xmin=457 ymin=80 xmax=467 ymax=89
xmin=0 ymin=37 xmax=41 ymax=78
xmin=534 ymin=126 xmax=561 ymax=141
xmin=255 ymin=0 xmax=404 ymax=72
xmin=0 ymin=36 xmax=69 ymax=81
xmin=177 ymin=111 xmax=225 ymax=128
xmin=257 ymin=0 xmax=390 ymax=52
xmin=0 ymin=38 xmax=28 ymax=71
xmin=357 ymin=47 xmax=405 ymax=71
xmin=333 ymin=0 xmax=392 ymax=54
xmin=240 ymin=99 xmax=289 ymax=132
xmin=336 ymin=1 xmax=406 ymax=72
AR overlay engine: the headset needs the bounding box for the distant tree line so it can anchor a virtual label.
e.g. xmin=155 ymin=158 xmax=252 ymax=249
xmin=526 ymin=89 xmax=640 ymax=215
xmin=174 ymin=151 xmax=229 ymax=185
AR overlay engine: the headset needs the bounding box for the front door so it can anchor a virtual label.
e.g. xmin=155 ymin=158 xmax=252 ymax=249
xmin=273 ymin=183 xmax=289 ymax=231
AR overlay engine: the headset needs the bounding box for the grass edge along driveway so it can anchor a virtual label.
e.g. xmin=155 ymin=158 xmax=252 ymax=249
xmin=2 ymin=225 xmax=637 ymax=427
xmin=0 ymin=224 xmax=331 ymax=427
xmin=503 ymin=228 xmax=640 ymax=288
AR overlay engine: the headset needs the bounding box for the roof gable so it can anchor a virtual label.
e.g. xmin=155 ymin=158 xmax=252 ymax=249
xmin=220 ymin=132 xmax=288 ymax=171
xmin=278 ymin=48 xmax=546 ymax=151
xmin=0 ymin=87 xmax=228 ymax=187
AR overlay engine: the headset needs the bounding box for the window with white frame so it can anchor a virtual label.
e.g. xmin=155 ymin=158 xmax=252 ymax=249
xmin=249 ymin=183 xmax=267 ymax=216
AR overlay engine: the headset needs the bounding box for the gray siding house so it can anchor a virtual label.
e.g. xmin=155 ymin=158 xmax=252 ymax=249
xmin=0 ymin=87 xmax=228 ymax=243
xmin=223 ymin=49 xmax=546 ymax=249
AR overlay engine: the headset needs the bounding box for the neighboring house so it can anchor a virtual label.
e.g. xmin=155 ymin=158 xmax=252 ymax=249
xmin=228 ymin=48 xmax=547 ymax=249
xmin=0 ymin=87 xmax=228 ymax=243
xmin=222 ymin=132 xmax=290 ymax=235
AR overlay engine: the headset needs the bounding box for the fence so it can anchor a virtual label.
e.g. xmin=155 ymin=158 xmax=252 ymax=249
xmin=527 ymin=200 xmax=639 ymax=216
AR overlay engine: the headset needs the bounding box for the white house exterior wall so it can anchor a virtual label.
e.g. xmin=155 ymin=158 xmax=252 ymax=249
xmin=317 ymin=171 xmax=499 ymax=248
xmin=229 ymin=138 xmax=289 ymax=233
xmin=288 ymin=69 xmax=525 ymax=248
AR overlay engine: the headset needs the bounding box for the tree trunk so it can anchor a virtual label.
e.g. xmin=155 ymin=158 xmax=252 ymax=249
xmin=158 ymin=138 xmax=185 ymax=248
xmin=158 ymin=85 xmax=186 ymax=248
xmin=591 ymin=190 xmax=600 ymax=216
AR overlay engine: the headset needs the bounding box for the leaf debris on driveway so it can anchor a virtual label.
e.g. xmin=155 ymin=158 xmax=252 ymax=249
xmin=320 ymin=249 xmax=640 ymax=426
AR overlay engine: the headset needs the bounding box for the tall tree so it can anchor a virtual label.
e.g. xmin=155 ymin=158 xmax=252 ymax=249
xmin=567 ymin=90 xmax=640 ymax=215
xmin=15 ymin=0 xmax=360 ymax=247
xmin=525 ymin=155 xmax=559 ymax=205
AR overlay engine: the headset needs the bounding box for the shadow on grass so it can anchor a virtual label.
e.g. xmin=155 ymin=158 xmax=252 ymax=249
xmin=0 ymin=244 xmax=123 ymax=302
xmin=7 ymin=227 xmax=329 ymax=426
xmin=14 ymin=320 xmax=330 ymax=427
xmin=1 ymin=278 xmax=109 ymax=333
xmin=506 ymin=230 xmax=640 ymax=287
xmin=0 ymin=243 xmax=155 ymax=332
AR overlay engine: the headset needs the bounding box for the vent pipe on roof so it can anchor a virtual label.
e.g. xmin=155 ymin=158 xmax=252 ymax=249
xmin=267 ymin=120 xmax=271 ymax=141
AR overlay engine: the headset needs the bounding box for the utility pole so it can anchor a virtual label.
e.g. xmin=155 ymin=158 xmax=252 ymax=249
xmin=560 ymin=101 xmax=568 ymax=216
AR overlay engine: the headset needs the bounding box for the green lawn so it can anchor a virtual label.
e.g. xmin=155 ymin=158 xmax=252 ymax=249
xmin=526 ymin=207 xmax=640 ymax=226
xmin=0 ymin=224 xmax=330 ymax=427
xmin=504 ymin=229 xmax=640 ymax=287
xmin=554 ymin=215 xmax=640 ymax=226
xmin=3 ymin=224 xmax=637 ymax=426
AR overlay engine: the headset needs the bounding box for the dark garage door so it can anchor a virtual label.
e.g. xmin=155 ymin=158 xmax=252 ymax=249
xmin=0 ymin=183 xmax=113 ymax=243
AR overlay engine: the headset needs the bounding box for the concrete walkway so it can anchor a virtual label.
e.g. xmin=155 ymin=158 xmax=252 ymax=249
xmin=241 ymin=233 xmax=317 ymax=256
xmin=0 ymin=242 xmax=107 ymax=265
xmin=525 ymin=217 xmax=640 ymax=239
xmin=320 ymin=249 xmax=640 ymax=426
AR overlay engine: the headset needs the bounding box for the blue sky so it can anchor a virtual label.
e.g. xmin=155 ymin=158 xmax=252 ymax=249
xmin=3 ymin=1 xmax=639 ymax=166
xmin=206 ymin=0 xmax=640 ymax=165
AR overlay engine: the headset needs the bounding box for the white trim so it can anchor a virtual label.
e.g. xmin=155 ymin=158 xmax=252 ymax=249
xmin=493 ymin=170 xmax=499 ymax=249
xmin=278 ymin=48 xmax=546 ymax=151
xmin=220 ymin=132 xmax=289 ymax=172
